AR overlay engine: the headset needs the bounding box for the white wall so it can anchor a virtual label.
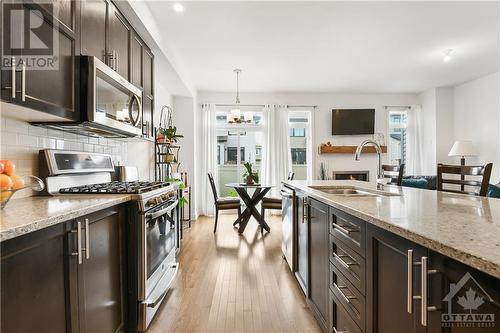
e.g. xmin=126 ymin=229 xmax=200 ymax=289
xmin=453 ymin=72 xmax=500 ymax=182
xmin=417 ymin=88 xmax=437 ymax=175
xmin=195 ymin=91 xmax=418 ymax=214
xmin=435 ymin=87 xmax=455 ymax=165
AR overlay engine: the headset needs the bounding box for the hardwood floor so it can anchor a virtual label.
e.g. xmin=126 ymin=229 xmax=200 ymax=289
xmin=148 ymin=214 xmax=321 ymax=333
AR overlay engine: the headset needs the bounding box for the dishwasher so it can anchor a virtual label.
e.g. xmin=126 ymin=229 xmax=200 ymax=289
xmin=281 ymin=185 xmax=295 ymax=271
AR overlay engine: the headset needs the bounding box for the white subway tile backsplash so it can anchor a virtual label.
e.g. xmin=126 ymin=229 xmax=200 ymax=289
xmin=18 ymin=134 xmax=39 ymax=147
xmin=28 ymin=125 xmax=48 ymax=137
xmin=56 ymin=139 xmax=65 ymax=150
xmin=0 ymin=116 xmax=137 ymax=197
xmin=1 ymin=131 xmax=17 ymax=145
xmin=47 ymin=129 xmax=64 ymax=139
xmin=88 ymin=136 xmax=99 ymax=144
xmin=5 ymin=118 xmax=28 ymax=134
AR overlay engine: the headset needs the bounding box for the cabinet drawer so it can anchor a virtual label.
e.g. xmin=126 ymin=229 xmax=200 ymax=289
xmin=330 ymin=207 xmax=366 ymax=256
xmin=329 ymin=289 xmax=363 ymax=333
xmin=330 ymin=234 xmax=365 ymax=295
xmin=330 ymin=262 xmax=365 ymax=330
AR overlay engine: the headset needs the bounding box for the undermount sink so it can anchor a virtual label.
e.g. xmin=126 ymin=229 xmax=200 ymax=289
xmin=308 ymin=186 xmax=400 ymax=197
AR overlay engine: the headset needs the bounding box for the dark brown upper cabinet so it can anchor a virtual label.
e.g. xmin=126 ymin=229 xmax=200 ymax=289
xmin=143 ymin=46 xmax=154 ymax=99
xmin=0 ymin=1 xmax=80 ymax=121
xmin=80 ymin=0 xmax=108 ymax=63
xmin=130 ymin=34 xmax=143 ymax=88
xmin=108 ymin=2 xmax=131 ymax=80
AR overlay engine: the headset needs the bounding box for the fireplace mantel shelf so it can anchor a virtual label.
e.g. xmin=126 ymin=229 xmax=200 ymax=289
xmin=319 ymin=144 xmax=388 ymax=154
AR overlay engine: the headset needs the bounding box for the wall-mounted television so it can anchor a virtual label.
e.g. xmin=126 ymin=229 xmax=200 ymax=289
xmin=332 ymin=109 xmax=375 ymax=135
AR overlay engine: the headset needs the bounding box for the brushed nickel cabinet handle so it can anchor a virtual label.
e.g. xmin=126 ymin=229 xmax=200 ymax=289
xmin=420 ymin=256 xmax=437 ymax=326
xmin=71 ymin=221 xmax=82 ymax=264
xmin=21 ymin=63 xmax=26 ymax=101
xmin=84 ymin=218 xmax=90 ymax=260
xmin=334 ymin=253 xmax=358 ymax=270
xmin=335 ymin=223 xmax=358 ymax=235
xmin=334 ymin=283 xmax=356 ymax=304
xmin=333 ymin=328 xmax=349 ymax=333
xmin=407 ymin=249 xmax=414 ymax=314
xmin=11 ymin=57 xmax=16 ymax=99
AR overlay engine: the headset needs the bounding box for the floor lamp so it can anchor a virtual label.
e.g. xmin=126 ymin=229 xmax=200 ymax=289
xmin=448 ymin=140 xmax=478 ymax=191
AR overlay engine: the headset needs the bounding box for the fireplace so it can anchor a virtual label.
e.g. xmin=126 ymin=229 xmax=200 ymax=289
xmin=332 ymin=171 xmax=369 ymax=182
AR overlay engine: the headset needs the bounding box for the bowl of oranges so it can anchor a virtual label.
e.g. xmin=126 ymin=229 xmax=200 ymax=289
xmin=0 ymin=160 xmax=45 ymax=209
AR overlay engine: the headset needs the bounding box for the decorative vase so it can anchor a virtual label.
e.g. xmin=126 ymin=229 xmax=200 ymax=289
xmin=246 ymin=175 xmax=254 ymax=185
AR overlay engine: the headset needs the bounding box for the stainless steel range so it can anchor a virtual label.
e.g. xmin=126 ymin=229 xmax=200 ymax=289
xmin=39 ymin=149 xmax=179 ymax=332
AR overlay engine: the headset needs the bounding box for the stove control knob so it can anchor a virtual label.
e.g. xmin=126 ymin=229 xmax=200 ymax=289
xmin=147 ymin=199 xmax=156 ymax=207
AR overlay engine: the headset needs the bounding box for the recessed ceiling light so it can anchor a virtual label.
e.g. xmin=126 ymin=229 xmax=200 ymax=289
xmin=443 ymin=49 xmax=453 ymax=62
xmin=173 ymin=3 xmax=184 ymax=13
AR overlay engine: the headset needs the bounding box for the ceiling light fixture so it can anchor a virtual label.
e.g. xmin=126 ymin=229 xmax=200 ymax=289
xmin=443 ymin=49 xmax=453 ymax=63
xmin=173 ymin=3 xmax=184 ymax=13
xmin=228 ymin=69 xmax=251 ymax=124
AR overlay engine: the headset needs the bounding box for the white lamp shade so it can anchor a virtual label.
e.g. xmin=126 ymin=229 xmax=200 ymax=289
xmin=448 ymin=140 xmax=477 ymax=157
xmin=229 ymin=108 xmax=241 ymax=122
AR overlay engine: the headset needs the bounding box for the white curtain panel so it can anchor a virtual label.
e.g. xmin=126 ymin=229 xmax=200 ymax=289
xmin=263 ymin=104 xmax=292 ymax=197
xmin=200 ymin=103 xmax=217 ymax=216
xmin=407 ymin=106 xmax=425 ymax=175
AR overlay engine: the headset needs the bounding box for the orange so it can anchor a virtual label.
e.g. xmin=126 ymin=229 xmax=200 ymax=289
xmin=11 ymin=175 xmax=24 ymax=189
xmin=0 ymin=190 xmax=12 ymax=202
xmin=0 ymin=160 xmax=15 ymax=176
xmin=0 ymin=174 xmax=13 ymax=190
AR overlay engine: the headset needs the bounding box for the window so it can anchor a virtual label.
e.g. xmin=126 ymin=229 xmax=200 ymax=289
xmin=215 ymin=109 xmax=265 ymax=196
xmin=289 ymin=128 xmax=305 ymax=137
xmin=288 ymin=111 xmax=312 ymax=180
xmin=387 ymin=110 xmax=408 ymax=165
xmin=291 ymin=148 xmax=307 ymax=164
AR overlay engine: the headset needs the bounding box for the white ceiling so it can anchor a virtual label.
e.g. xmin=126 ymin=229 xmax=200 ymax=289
xmin=146 ymin=1 xmax=500 ymax=94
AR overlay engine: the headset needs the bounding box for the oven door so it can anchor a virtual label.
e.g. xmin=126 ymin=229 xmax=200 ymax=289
xmin=138 ymin=199 xmax=179 ymax=331
xmin=85 ymin=56 xmax=143 ymax=137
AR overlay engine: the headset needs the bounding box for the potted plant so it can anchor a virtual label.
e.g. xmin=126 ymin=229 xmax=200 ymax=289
xmin=242 ymin=162 xmax=259 ymax=185
xmin=161 ymin=126 xmax=184 ymax=144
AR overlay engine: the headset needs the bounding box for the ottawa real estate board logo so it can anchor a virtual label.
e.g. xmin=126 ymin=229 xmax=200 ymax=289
xmin=1 ymin=0 xmax=59 ymax=70
xmin=442 ymin=272 xmax=496 ymax=328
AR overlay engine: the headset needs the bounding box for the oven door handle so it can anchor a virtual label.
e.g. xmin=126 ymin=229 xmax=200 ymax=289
xmin=145 ymin=263 xmax=179 ymax=308
xmin=146 ymin=200 xmax=178 ymax=220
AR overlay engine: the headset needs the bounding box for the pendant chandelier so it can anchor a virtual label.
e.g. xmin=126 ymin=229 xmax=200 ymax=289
xmin=228 ymin=69 xmax=253 ymax=124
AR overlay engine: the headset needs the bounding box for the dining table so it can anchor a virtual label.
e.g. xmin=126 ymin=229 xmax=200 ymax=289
xmin=225 ymin=183 xmax=274 ymax=234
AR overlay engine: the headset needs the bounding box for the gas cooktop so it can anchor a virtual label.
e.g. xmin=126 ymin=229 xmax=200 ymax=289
xmin=59 ymin=181 xmax=171 ymax=194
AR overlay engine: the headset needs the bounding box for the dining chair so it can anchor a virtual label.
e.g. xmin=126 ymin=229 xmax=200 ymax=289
xmin=207 ymin=173 xmax=242 ymax=233
xmin=437 ymin=163 xmax=493 ymax=197
xmin=382 ymin=163 xmax=405 ymax=186
xmin=261 ymin=171 xmax=295 ymax=217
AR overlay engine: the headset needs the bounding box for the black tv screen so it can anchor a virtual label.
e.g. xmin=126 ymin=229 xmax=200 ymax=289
xmin=332 ymin=109 xmax=375 ymax=135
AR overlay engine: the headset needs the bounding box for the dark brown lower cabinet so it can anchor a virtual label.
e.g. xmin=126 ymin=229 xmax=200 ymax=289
xmin=74 ymin=206 xmax=127 ymax=333
xmin=366 ymin=224 xmax=427 ymax=333
xmin=308 ymin=198 xmax=330 ymax=331
xmin=1 ymin=222 xmax=72 ymax=333
xmin=427 ymin=252 xmax=500 ymax=333
xmin=0 ymin=205 xmax=126 ymax=333
xmin=330 ymin=289 xmax=363 ymax=333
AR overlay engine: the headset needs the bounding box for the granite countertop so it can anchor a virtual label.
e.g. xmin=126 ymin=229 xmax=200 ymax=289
xmin=0 ymin=194 xmax=132 ymax=242
xmin=283 ymin=180 xmax=500 ymax=279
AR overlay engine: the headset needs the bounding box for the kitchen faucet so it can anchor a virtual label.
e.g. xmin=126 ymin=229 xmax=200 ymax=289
xmin=354 ymin=139 xmax=384 ymax=184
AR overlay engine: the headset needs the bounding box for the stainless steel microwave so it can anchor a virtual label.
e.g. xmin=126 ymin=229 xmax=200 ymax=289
xmin=33 ymin=56 xmax=143 ymax=138
xmin=82 ymin=56 xmax=143 ymax=137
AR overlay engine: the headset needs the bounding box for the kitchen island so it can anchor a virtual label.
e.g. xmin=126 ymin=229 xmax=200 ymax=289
xmin=283 ymin=180 xmax=500 ymax=333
